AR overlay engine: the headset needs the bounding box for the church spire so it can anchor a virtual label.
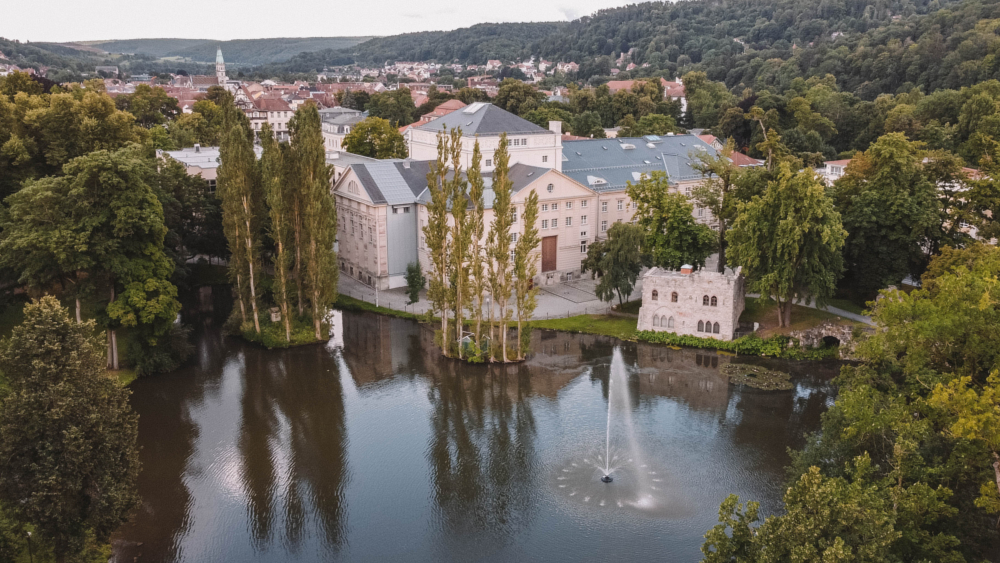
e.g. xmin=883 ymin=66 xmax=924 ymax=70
xmin=215 ymin=47 xmax=227 ymax=82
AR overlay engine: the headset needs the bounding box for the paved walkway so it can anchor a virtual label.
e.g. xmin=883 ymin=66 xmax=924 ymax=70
xmin=338 ymin=274 xmax=642 ymax=320
xmin=747 ymin=293 xmax=873 ymax=325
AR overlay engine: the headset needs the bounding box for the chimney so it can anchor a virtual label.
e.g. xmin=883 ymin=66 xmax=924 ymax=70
xmin=402 ymin=160 xmax=411 ymax=169
xmin=680 ymin=264 xmax=694 ymax=274
xmin=194 ymin=143 xmax=200 ymax=153
xmin=548 ymin=120 xmax=562 ymax=135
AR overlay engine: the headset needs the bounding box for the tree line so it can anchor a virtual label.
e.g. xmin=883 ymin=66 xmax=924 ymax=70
xmin=216 ymin=95 xmax=339 ymax=346
xmin=423 ymin=130 xmax=540 ymax=363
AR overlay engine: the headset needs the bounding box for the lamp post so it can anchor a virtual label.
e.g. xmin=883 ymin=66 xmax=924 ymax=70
xmin=26 ymin=531 xmax=33 ymax=563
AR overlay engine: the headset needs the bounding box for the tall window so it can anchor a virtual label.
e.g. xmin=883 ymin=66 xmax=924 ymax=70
xmin=601 ymin=201 xmax=608 ymax=212
xmin=552 ymin=218 xmax=558 ymax=228
xmin=651 ymin=290 xmax=658 ymax=301
xmin=581 ymin=215 xmax=588 ymax=225
xmin=617 ymin=199 xmax=623 ymax=210
xmin=566 ymin=201 xmax=573 ymax=210
xmin=711 ymin=296 xmax=717 ymax=306
xmin=542 ymin=219 xmax=549 ymax=229
xmin=703 ymin=295 xmax=710 ymax=306
xmin=581 ymin=200 xmax=588 ymax=208
xmin=552 ymin=203 xmax=558 ymax=211
xmin=565 ymin=217 xmax=572 ymax=227
xmin=601 ymin=220 xmax=608 ymax=232
xmin=671 ymin=292 xmax=678 ymax=302
xmin=667 ymin=317 xmax=674 ymax=328
xmin=698 ymin=320 xmax=704 ymax=332
xmin=486 ymin=159 xmax=492 ymax=167
xmin=580 ymin=241 xmax=587 ymax=253
xmin=543 ymin=155 xmax=548 ymax=163
xmin=713 ymin=322 xmax=720 ymax=334
xmin=542 ymin=204 xmax=549 ymax=212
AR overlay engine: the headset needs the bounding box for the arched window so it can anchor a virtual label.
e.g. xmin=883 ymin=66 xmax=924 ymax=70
xmin=697 ymin=320 xmax=704 ymax=332
xmin=705 ymin=320 xmax=713 ymax=333
xmin=671 ymin=292 xmax=678 ymax=303
xmin=703 ymin=295 xmax=710 ymax=306
xmin=651 ymin=289 xmax=658 ymax=301
xmin=667 ymin=316 xmax=674 ymax=329
xmin=711 ymin=296 xmax=718 ymax=307
xmin=653 ymin=315 xmax=659 ymax=327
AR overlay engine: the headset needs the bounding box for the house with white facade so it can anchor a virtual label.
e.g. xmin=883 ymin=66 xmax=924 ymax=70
xmin=319 ymin=107 xmax=365 ymax=151
xmin=408 ymin=102 xmax=563 ymax=172
xmin=637 ymin=266 xmax=745 ymax=341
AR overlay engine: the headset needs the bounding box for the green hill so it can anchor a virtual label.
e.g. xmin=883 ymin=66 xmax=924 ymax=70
xmin=85 ymin=37 xmax=375 ymax=65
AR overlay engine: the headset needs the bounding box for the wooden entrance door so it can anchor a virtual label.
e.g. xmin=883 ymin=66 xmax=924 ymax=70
xmin=542 ymin=236 xmax=557 ymax=272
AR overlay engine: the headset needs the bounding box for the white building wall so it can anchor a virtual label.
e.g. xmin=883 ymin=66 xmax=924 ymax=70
xmin=636 ymin=267 xmax=745 ymax=341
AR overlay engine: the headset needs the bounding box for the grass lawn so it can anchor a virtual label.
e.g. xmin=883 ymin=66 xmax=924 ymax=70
xmin=531 ymin=314 xmax=639 ymax=341
xmin=613 ymin=299 xmax=642 ymax=315
xmin=334 ymin=294 xmax=423 ymax=321
xmin=741 ymin=297 xmax=861 ymax=337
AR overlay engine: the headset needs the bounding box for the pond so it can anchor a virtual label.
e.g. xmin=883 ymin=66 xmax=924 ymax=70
xmin=112 ymin=310 xmax=839 ymax=563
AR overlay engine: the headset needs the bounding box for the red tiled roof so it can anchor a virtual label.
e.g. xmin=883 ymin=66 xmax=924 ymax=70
xmin=730 ymin=150 xmax=762 ymax=167
xmin=255 ymin=98 xmax=292 ymax=111
xmin=825 ymin=159 xmax=852 ymax=166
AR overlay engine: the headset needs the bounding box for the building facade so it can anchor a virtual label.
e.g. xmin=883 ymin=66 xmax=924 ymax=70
xmin=637 ymin=266 xmax=745 ymax=341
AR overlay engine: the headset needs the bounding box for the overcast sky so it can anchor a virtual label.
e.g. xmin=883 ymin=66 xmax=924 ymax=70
xmin=3 ymin=0 xmax=636 ymax=43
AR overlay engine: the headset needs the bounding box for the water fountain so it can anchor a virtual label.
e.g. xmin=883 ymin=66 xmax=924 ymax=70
xmin=553 ymin=347 xmax=674 ymax=515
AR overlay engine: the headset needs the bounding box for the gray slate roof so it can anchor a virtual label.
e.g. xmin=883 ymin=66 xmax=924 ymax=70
xmin=414 ymin=102 xmax=550 ymax=136
xmin=561 ymin=135 xmax=718 ymax=192
xmin=325 ymin=150 xmax=382 ymax=169
xmin=351 ymin=161 xmax=432 ymax=205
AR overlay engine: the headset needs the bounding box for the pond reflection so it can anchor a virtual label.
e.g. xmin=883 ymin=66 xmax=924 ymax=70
xmin=114 ymin=311 xmax=838 ymax=562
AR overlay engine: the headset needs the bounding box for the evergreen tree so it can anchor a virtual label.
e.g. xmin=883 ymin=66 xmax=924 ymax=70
xmin=260 ymin=123 xmax=292 ymax=342
xmin=466 ymin=141 xmax=489 ymax=348
xmin=424 ymin=130 xmax=453 ymax=355
xmin=446 ymin=128 xmax=471 ymax=359
xmin=0 ymin=296 xmax=140 ymax=563
xmin=218 ymin=102 xmax=264 ymax=334
xmin=513 ymin=188 xmax=540 ymax=359
xmin=290 ymin=104 xmax=338 ymax=340
xmin=487 ymin=134 xmax=515 ymax=362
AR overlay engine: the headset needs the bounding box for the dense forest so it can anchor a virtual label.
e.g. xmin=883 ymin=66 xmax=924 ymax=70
xmin=86 ymin=36 xmax=374 ymax=65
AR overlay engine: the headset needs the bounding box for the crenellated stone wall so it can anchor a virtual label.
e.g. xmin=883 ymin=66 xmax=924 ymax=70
xmin=637 ymin=266 xmax=745 ymax=341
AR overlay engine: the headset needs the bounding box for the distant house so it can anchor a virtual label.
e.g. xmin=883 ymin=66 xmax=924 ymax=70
xmin=697 ymin=135 xmax=762 ymax=166
xmin=95 ymin=66 xmax=119 ymax=77
xmin=606 ymin=77 xmax=687 ymax=111
xmin=248 ymin=98 xmax=294 ymax=141
xmin=485 ymin=60 xmax=502 ymax=71
xmin=821 ymin=159 xmax=851 ymax=185
xmin=319 ymin=107 xmax=365 ymax=151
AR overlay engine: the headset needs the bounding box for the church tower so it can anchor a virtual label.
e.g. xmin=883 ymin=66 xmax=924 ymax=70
xmin=215 ymin=48 xmax=227 ymax=83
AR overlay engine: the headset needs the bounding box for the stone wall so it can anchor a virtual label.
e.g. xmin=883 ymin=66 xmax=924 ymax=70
xmin=789 ymin=320 xmax=863 ymax=360
xmin=637 ymin=267 xmax=745 ymax=341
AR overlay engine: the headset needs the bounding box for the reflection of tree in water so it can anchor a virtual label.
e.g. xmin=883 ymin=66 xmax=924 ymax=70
xmin=427 ymin=360 xmax=538 ymax=556
xmin=727 ymin=358 xmax=839 ymax=479
xmin=237 ymin=339 xmax=349 ymax=556
xmin=112 ymin=324 xmax=229 ymax=562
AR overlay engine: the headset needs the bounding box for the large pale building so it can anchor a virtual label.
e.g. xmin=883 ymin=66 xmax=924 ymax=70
xmin=331 ymin=103 xmax=750 ymax=290
xmin=408 ymin=102 xmax=563 ymax=172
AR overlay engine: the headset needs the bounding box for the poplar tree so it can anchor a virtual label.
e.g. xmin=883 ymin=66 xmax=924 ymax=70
xmin=446 ymin=128 xmax=471 ymax=359
xmin=513 ymin=188 xmax=540 ymax=359
xmin=218 ymin=103 xmax=263 ymax=333
xmin=260 ymin=123 xmax=292 ymax=342
xmin=424 ymin=130 xmax=453 ymax=354
xmin=466 ymin=141 xmax=488 ymax=348
xmin=487 ymin=134 xmax=515 ymax=362
xmin=290 ymin=104 xmax=338 ymax=340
